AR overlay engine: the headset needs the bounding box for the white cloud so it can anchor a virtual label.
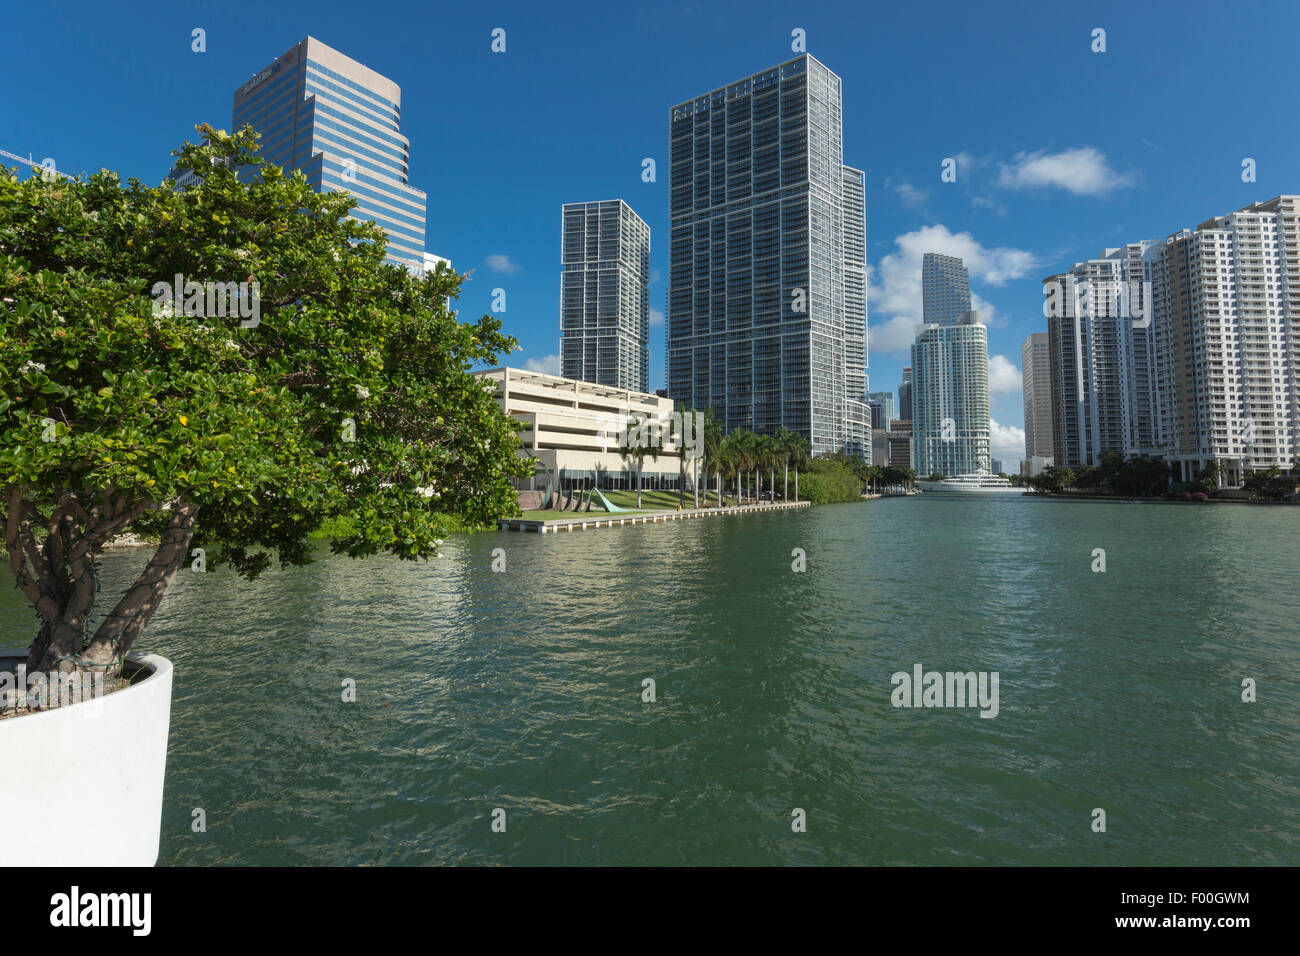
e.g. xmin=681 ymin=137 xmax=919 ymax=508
xmin=970 ymin=194 xmax=1007 ymax=215
xmin=485 ymin=254 xmax=522 ymax=274
xmin=989 ymin=418 xmax=1025 ymax=463
xmin=970 ymin=292 xmax=1008 ymax=328
xmin=996 ymin=147 xmax=1135 ymax=197
xmin=893 ymin=180 xmax=928 ymax=208
xmin=650 ymin=307 xmax=665 ymax=327
xmin=866 ymin=224 xmax=1039 ymax=356
xmin=524 ymin=354 xmax=560 ymax=375
xmin=988 ymin=354 xmax=1021 ymax=395
xmin=868 ymin=313 xmax=920 ymax=355
xmin=952 ymin=151 xmax=988 ymax=177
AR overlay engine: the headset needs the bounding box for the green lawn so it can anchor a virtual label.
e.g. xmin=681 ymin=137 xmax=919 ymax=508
xmin=602 ymin=488 xmax=689 ymax=510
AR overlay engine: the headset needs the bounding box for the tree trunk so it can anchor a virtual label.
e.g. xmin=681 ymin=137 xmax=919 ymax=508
xmin=8 ymin=489 xmax=153 ymax=678
xmin=795 ymin=469 xmax=800 ymax=501
xmin=784 ymin=464 xmax=789 ymax=501
xmin=73 ymin=502 xmax=200 ymax=679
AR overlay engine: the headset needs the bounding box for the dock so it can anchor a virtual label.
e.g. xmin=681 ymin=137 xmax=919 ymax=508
xmin=498 ymin=500 xmax=811 ymax=533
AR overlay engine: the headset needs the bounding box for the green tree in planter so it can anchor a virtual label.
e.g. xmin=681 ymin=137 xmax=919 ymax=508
xmin=0 ymin=126 xmax=529 ymax=683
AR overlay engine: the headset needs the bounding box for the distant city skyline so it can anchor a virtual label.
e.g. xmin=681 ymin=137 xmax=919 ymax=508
xmin=6 ymin=0 xmax=1300 ymax=467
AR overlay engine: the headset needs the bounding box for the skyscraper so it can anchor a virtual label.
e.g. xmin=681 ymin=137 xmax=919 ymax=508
xmin=898 ymin=366 xmax=913 ymax=421
xmin=867 ymin=391 xmax=896 ymax=430
xmin=1152 ymin=196 xmax=1299 ymax=483
xmin=231 ymin=36 xmax=428 ymax=272
xmin=1043 ymin=243 xmax=1160 ymax=467
xmin=1021 ymin=333 xmax=1054 ymax=460
xmin=665 ymin=55 xmax=869 ymax=457
xmin=911 ymin=310 xmax=991 ymax=476
xmin=922 ymin=253 xmax=972 ymax=327
xmin=560 ymin=200 xmax=650 ymax=391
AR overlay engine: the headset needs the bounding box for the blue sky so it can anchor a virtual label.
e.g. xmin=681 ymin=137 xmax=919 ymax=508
xmin=4 ymin=0 xmax=1298 ymax=461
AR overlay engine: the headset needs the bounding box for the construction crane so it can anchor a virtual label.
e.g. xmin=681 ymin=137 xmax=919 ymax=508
xmin=0 ymin=146 xmax=75 ymax=179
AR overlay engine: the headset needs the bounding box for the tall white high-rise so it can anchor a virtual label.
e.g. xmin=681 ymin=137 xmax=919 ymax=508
xmin=1152 ymin=196 xmax=1300 ymax=483
xmin=911 ymin=254 xmax=989 ymax=475
xmin=1043 ymin=242 xmax=1161 ymax=467
xmin=911 ymin=308 xmax=990 ymax=476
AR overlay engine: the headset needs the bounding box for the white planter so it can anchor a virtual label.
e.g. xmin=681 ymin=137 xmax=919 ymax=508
xmin=0 ymin=649 xmax=172 ymax=866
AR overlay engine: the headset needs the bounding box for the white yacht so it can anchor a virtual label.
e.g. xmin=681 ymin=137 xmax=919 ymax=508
xmin=917 ymin=472 xmax=1021 ymax=493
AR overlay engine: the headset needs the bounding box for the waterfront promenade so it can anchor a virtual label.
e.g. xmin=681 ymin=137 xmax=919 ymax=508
xmin=499 ymin=500 xmax=810 ymax=533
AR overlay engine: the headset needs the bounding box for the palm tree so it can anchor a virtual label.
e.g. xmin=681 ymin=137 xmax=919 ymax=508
xmin=621 ymin=417 xmax=659 ymax=509
xmin=728 ymin=429 xmax=759 ymax=504
xmin=774 ymin=427 xmax=797 ymax=500
xmin=676 ymin=409 xmax=704 ymax=509
xmin=784 ymin=431 xmax=810 ymax=501
xmin=757 ymin=434 xmax=780 ymax=503
xmin=866 ymin=464 xmax=883 ymax=493
xmin=701 ymin=409 xmax=725 ymax=506
xmin=677 ymin=411 xmax=690 ymax=509
xmin=719 ymin=432 xmax=740 ymax=505
xmin=689 ymin=410 xmax=704 ymax=508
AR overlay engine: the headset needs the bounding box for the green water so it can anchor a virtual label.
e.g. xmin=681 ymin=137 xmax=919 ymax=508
xmin=3 ymin=496 xmax=1297 ymax=865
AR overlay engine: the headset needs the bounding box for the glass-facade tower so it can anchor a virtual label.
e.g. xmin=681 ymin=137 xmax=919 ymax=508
xmin=898 ymin=366 xmax=913 ymax=422
xmin=666 ymin=54 xmax=869 ymax=457
xmin=560 ymin=200 xmax=650 ymax=391
xmin=922 ymin=253 xmax=972 ymax=327
xmin=231 ymin=36 xmax=428 ymax=272
xmin=867 ymin=391 xmax=896 ymax=429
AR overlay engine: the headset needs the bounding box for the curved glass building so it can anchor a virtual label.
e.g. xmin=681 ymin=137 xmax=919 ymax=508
xmin=231 ymin=36 xmax=428 ymax=272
